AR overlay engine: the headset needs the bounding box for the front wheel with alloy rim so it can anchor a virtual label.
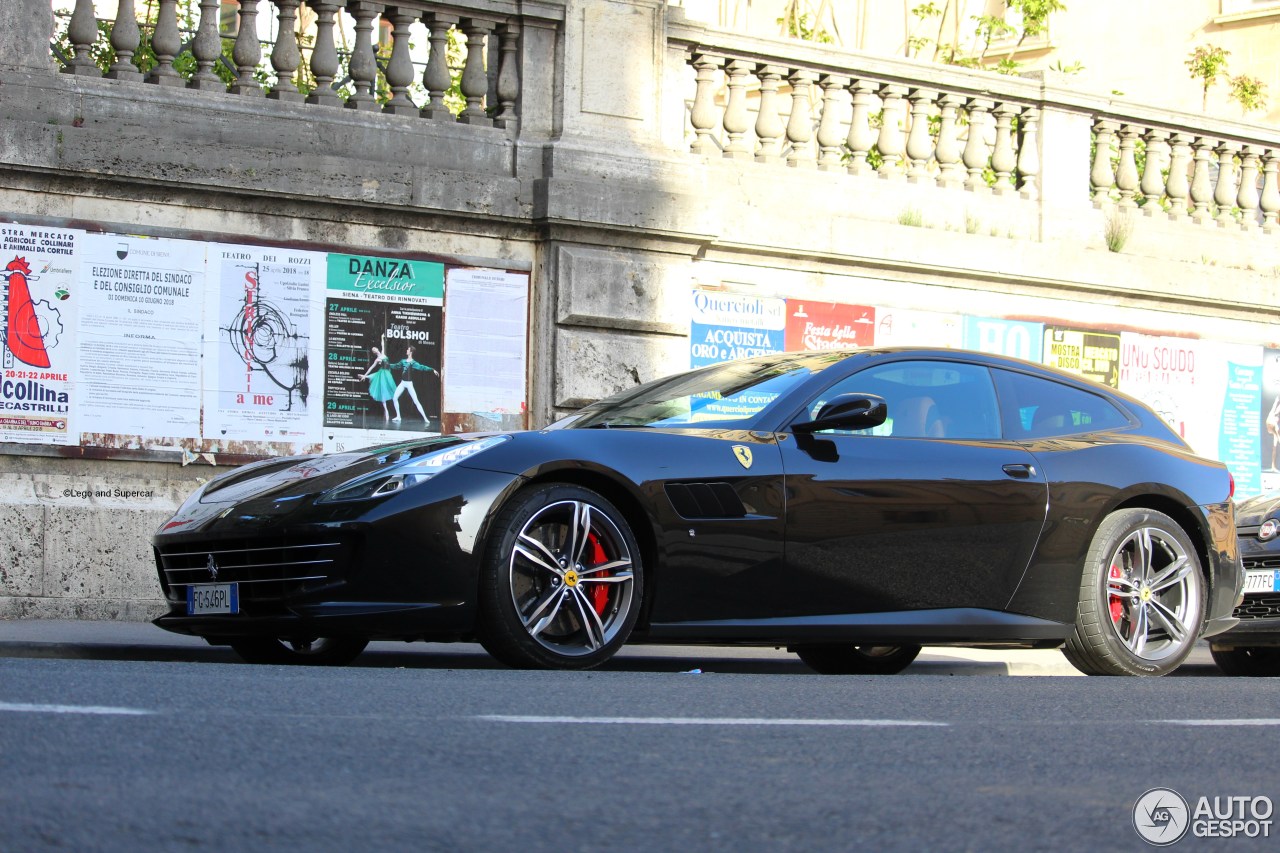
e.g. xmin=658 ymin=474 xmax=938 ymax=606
xmin=792 ymin=644 xmax=922 ymax=675
xmin=477 ymin=483 xmax=643 ymax=670
xmin=1063 ymin=508 xmax=1205 ymax=676
xmin=1210 ymin=645 xmax=1280 ymax=676
xmin=227 ymin=637 xmax=369 ymax=666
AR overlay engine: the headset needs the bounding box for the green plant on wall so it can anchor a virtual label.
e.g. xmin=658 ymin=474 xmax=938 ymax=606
xmin=1186 ymin=44 xmax=1231 ymax=110
xmin=777 ymin=0 xmax=836 ymax=44
xmin=1228 ymin=74 xmax=1268 ymax=116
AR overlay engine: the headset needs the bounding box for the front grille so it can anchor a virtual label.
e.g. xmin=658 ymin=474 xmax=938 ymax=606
xmin=1234 ymin=593 xmax=1280 ymax=621
xmin=156 ymin=537 xmax=351 ymax=611
xmin=1243 ymin=555 xmax=1280 ymax=571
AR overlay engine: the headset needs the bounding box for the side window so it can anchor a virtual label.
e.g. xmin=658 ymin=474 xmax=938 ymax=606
xmin=992 ymin=369 xmax=1131 ymax=439
xmin=807 ymin=360 xmax=1001 ymax=439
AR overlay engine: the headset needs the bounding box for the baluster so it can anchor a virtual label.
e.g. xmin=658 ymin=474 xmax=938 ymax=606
xmin=422 ymin=13 xmax=460 ymax=120
xmin=816 ymin=74 xmax=849 ymax=171
xmin=963 ymin=98 xmax=993 ymax=191
xmin=1189 ymin=137 xmax=1215 ymax=221
xmin=754 ymin=65 xmax=786 ymax=164
xmin=1139 ymin=129 xmax=1170 ymax=214
xmin=265 ymin=0 xmax=303 ymax=101
xmin=189 ymin=0 xmax=225 ymax=91
xmin=1090 ymin=120 xmax=1117 ymax=204
xmin=107 ymin=0 xmax=142 ymax=81
xmin=1165 ymin=133 xmax=1192 ymax=219
xmin=1115 ymin=125 xmax=1140 ymax=208
xmin=689 ymin=53 xmax=723 ymax=156
xmin=382 ymin=6 xmax=419 ymax=114
xmin=494 ymin=22 xmax=520 ymax=129
xmin=1261 ymin=150 xmax=1280 ymax=230
xmin=307 ymin=2 xmax=342 ymax=106
xmin=719 ymin=60 xmax=753 ymax=161
xmin=934 ymin=93 xmax=964 ymax=188
xmin=1214 ymin=141 xmax=1241 ymax=225
xmin=64 ymin=0 xmax=100 ymax=76
xmin=229 ymin=0 xmax=262 ymax=95
xmin=1238 ymin=146 xmax=1262 ymax=229
xmin=786 ymin=70 xmax=816 ymax=168
xmin=844 ymin=79 xmax=876 ymax=176
xmin=876 ymin=84 xmax=907 ymax=179
xmin=1016 ymin=107 xmax=1040 ymax=199
xmin=346 ymin=1 xmax=380 ymax=111
xmin=458 ymin=19 xmax=495 ymax=125
xmin=905 ymin=89 xmax=936 ymax=183
xmin=147 ymin=0 xmax=182 ymax=87
xmin=990 ymin=102 xmax=1018 ymax=193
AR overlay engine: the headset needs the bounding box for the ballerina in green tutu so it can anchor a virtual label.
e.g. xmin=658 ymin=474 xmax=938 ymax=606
xmin=359 ymin=337 xmax=397 ymax=423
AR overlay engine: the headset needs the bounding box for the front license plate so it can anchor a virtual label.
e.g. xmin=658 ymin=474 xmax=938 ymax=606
xmin=1243 ymin=570 xmax=1280 ymax=594
xmin=187 ymin=583 xmax=239 ymax=615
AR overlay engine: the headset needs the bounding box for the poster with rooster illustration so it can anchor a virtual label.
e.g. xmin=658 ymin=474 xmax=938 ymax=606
xmin=0 ymin=224 xmax=81 ymax=444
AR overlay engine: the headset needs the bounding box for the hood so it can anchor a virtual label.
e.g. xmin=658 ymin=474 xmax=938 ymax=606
xmin=1235 ymin=492 xmax=1280 ymax=528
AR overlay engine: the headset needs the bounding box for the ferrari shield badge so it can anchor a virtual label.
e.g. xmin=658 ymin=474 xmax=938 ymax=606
xmin=732 ymin=445 xmax=753 ymax=469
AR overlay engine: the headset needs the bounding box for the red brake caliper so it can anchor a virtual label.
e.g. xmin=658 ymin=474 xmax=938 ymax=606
xmin=586 ymin=534 xmax=609 ymax=615
xmin=1108 ymin=563 xmax=1126 ymax=624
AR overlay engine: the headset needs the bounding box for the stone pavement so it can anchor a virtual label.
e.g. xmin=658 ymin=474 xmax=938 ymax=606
xmin=0 ymin=619 xmax=1223 ymax=676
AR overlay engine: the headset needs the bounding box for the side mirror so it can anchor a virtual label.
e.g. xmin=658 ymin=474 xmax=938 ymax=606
xmin=792 ymin=393 xmax=888 ymax=434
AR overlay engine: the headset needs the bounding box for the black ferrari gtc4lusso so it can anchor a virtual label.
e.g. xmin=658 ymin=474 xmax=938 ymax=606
xmin=153 ymin=348 xmax=1243 ymax=676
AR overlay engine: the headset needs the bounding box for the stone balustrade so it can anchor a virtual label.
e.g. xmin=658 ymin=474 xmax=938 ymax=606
xmin=56 ymin=0 xmax=522 ymax=128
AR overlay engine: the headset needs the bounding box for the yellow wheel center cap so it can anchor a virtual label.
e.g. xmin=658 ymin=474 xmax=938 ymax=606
xmin=563 ymin=569 xmax=580 ymax=587
xmin=1139 ymin=587 xmax=1152 ymax=602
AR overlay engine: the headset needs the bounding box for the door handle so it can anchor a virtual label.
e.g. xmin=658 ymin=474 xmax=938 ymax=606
xmin=1002 ymin=463 xmax=1036 ymax=479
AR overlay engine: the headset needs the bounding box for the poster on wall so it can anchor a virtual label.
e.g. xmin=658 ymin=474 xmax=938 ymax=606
xmin=1042 ymin=326 xmax=1121 ymax=387
xmin=0 ymin=223 xmax=80 ymax=445
xmin=322 ymin=253 xmax=444 ymax=452
xmin=689 ymin=289 xmax=785 ymax=368
xmin=873 ymin=308 xmax=962 ymax=348
xmin=1215 ymin=348 xmax=1264 ymax=497
xmin=442 ymin=267 xmax=528 ymax=433
xmin=785 ymin=300 xmax=875 ymax=351
xmin=76 ymin=234 xmax=205 ymax=442
xmin=1262 ymin=348 xmax=1280 ymax=493
xmin=963 ymin=317 xmax=1044 ymax=362
xmin=203 ymin=244 xmax=324 ymax=447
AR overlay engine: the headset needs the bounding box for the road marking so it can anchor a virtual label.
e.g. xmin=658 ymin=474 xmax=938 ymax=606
xmin=476 ymin=715 xmax=947 ymax=727
xmin=1155 ymin=719 xmax=1280 ymax=726
xmin=0 ymin=701 xmax=154 ymax=716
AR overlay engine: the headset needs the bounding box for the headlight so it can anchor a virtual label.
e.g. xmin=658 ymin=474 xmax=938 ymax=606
xmin=1261 ymin=519 xmax=1279 ymax=541
xmin=318 ymin=435 xmax=511 ymax=503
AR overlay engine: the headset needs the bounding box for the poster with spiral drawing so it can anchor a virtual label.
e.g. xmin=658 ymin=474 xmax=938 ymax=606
xmin=203 ymin=244 xmax=324 ymax=447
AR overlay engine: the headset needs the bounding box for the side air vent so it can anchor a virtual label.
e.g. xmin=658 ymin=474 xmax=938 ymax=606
xmin=665 ymin=482 xmax=747 ymax=520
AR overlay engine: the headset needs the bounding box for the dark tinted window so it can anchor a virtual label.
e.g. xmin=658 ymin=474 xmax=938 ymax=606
xmin=807 ymin=360 xmax=1000 ymax=439
xmin=992 ymin=369 xmax=1131 ymax=439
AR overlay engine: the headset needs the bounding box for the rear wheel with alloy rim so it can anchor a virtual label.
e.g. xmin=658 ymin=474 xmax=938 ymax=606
xmin=792 ymin=644 xmax=922 ymax=675
xmin=478 ymin=483 xmax=642 ymax=670
xmin=227 ymin=637 xmax=369 ymax=666
xmin=1209 ymin=645 xmax=1280 ymax=676
xmin=1063 ymin=508 xmax=1205 ymax=676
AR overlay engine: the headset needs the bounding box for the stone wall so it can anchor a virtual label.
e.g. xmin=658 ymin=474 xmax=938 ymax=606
xmin=3 ymin=0 xmax=1280 ymax=618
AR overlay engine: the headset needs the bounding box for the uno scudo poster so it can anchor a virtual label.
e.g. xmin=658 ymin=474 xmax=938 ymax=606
xmin=77 ymin=234 xmax=205 ymax=441
xmin=0 ymin=223 xmax=80 ymax=444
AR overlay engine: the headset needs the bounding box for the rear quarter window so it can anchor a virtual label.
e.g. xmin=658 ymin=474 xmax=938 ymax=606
xmin=993 ymin=368 xmax=1131 ymax=439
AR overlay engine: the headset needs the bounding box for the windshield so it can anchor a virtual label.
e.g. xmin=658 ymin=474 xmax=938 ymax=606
xmin=561 ymin=351 xmax=850 ymax=429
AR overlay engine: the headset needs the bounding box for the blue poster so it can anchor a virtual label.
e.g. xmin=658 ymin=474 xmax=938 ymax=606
xmin=1221 ymin=361 xmax=1262 ymax=497
xmin=963 ymin=317 xmax=1043 ymax=362
xmin=689 ymin=290 xmax=786 ymax=369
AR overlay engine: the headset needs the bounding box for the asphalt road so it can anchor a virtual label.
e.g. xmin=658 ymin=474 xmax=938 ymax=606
xmin=2 ymin=647 xmax=1279 ymax=851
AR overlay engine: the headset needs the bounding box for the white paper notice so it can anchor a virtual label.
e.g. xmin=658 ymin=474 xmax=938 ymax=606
xmin=443 ymin=268 xmax=528 ymax=415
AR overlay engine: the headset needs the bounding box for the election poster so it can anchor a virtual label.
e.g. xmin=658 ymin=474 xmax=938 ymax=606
xmin=690 ymin=289 xmax=786 ymax=368
xmin=963 ymin=316 xmax=1043 ymax=362
xmin=442 ymin=267 xmax=528 ymax=433
xmin=203 ymin=244 xmax=324 ymax=446
xmin=785 ymin=301 xmax=875 ymax=351
xmin=76 ymin=234 xmax=205 ymax=442
xmin=1042 ymin=326 xmax=1121 ymax=387
xmin=322 ymin=252 xmax=444 ymax=452
xmin=0 ymin=223 xmax=80 ymax=445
